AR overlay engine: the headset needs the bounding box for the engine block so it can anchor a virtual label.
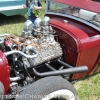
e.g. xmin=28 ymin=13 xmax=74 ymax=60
xmin=6 ymin=17 xmax=63 ymax=66
xmin=27 ymin=40 xmax=62 ymax=66
xmin=8 ymin=35 xmax=62 ymax=66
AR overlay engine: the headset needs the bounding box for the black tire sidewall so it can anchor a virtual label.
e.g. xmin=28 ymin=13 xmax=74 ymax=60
xmin=16 ymin=76 xmax=77 ymax=100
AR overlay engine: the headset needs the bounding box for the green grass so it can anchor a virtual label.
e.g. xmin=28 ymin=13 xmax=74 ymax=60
xmin=74 ymin=73 xmax=100 ymax=100
xmin=0 ymin=14 xmax=27 ymax=36
xmin=0 ymin=0 xmax=45 ymax=36
xmin=0 ymin=1 xmax=100 ymax=100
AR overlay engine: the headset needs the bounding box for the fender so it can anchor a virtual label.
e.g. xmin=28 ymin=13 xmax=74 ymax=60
xmin=0 ymin=51 xmax=10 ymax=94
xmin=49 ymin=17 xmax=100 ymax=79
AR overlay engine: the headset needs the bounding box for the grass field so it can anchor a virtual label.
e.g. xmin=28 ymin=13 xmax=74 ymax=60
xmin=74 ymin=73 xmax=100 ymax=100
xmin=0 ymin=0 xmax=45 ymax=36
xmin=0 ymin=1 xmax=100 ymax=100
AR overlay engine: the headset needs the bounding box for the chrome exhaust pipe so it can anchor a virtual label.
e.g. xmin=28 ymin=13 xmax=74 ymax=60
xmin=4 ymin=50 xmax=38 ymax=58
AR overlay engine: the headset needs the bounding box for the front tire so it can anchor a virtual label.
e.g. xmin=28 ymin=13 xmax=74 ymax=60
xmin=16 ymin=76 xmax=77 ymax=100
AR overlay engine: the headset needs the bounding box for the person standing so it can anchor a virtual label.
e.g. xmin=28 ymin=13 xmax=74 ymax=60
xmin=26 ymin=0 xmax=42 ymax=23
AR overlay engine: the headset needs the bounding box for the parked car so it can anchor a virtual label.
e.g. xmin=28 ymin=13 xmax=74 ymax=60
xmin=0 ymin=0 xmax=100 ymax=100
xmin=0 ymin=0 xmax=27 ymax=16
xmin=45 ymin=0 xmax=100 ymax=79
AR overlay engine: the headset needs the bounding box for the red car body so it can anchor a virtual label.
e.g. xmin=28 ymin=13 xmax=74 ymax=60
xmin=0 ymin=51 xmax=10 ymax=94
xmin=46 ymin=0 xmax=100 ymax=79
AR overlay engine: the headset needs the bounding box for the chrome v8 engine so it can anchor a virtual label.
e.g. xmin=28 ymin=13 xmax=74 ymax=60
xmin=19 ymin=16 xmax=63 ymax=66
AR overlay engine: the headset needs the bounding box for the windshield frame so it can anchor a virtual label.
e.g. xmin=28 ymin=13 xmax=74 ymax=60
xmin=45 ymin=0 xmax=100 ymax=31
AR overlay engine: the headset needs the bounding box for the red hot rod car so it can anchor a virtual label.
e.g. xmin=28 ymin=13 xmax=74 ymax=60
xmin=0 ymin=0 xmax=100 ymax=100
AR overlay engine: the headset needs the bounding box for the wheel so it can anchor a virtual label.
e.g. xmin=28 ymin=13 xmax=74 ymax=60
xmin=16 ymin=76 xmax=77 ymax=100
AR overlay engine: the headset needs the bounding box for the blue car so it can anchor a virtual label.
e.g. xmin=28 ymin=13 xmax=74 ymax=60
xmin=0 ymin=0 xmax=27 ymax=16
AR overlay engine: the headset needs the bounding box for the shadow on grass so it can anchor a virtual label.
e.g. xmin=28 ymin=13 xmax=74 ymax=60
xmin=0 ymin=14 xmax=27 ymax=26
